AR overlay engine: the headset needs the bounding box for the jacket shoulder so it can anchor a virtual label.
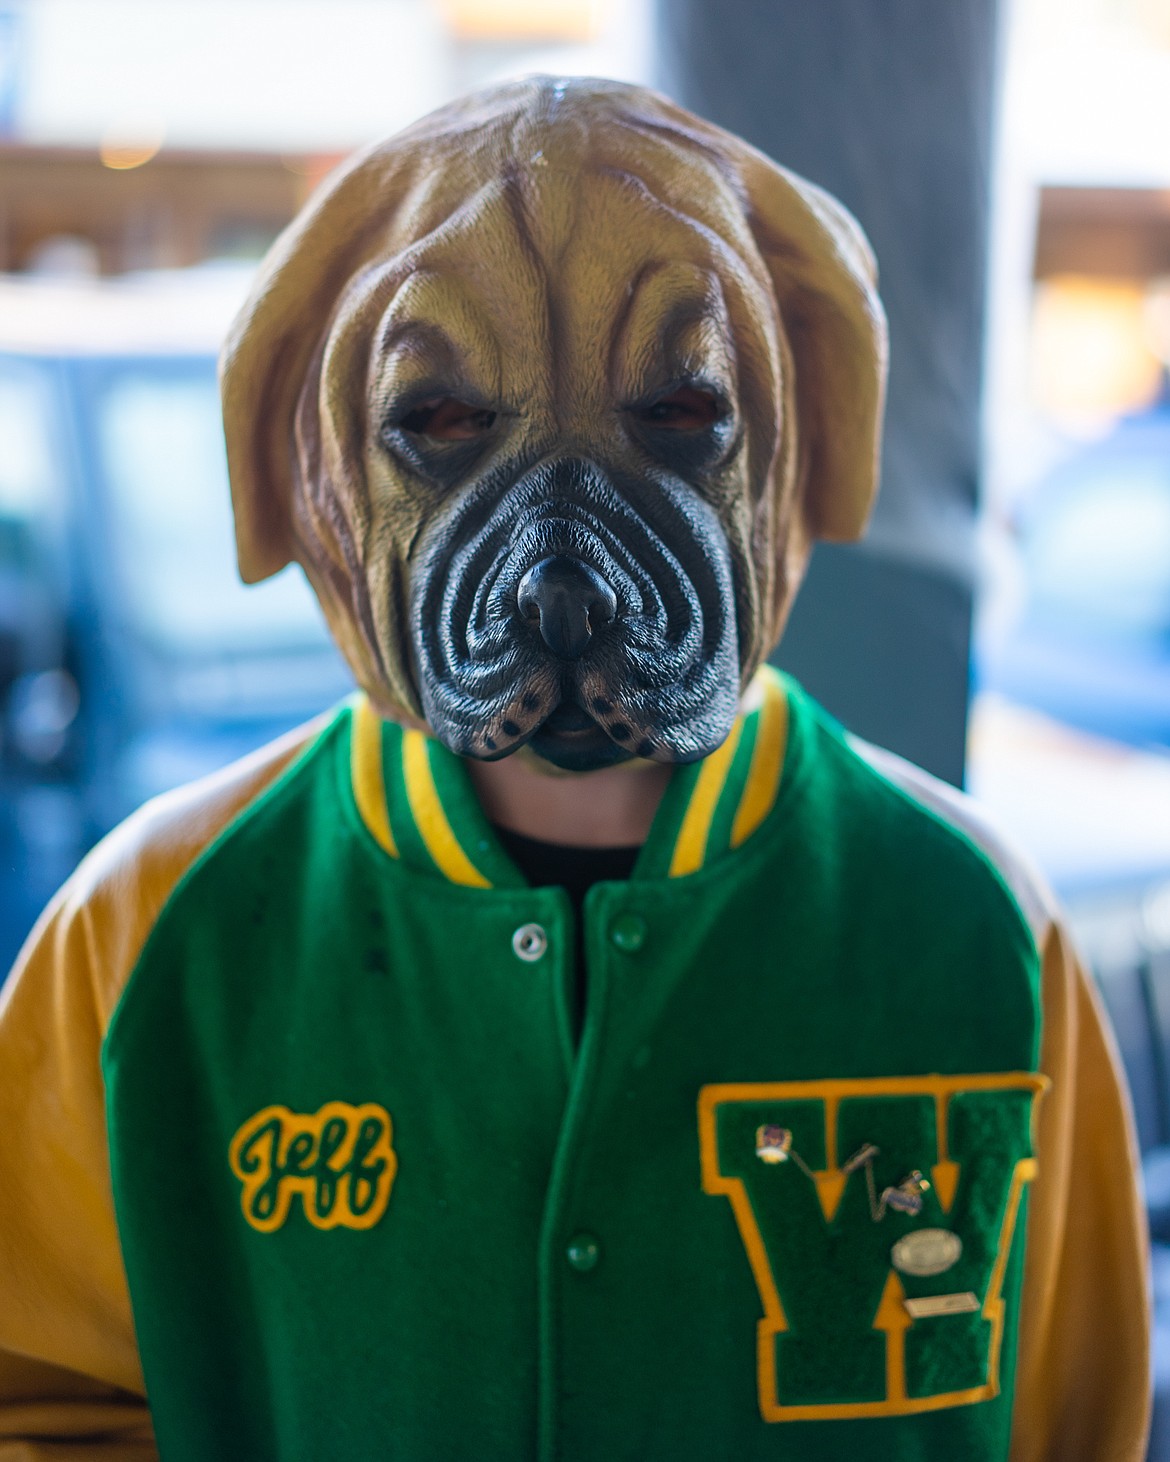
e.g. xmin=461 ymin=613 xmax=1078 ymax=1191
xmin=847 ymin=733 xmax=1056 ymax=949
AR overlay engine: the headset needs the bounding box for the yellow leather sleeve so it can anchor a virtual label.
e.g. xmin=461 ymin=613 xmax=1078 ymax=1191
xmin=1012 ymin=921 xmax=1152 ymax=1461
xmin=0 ymin=728 xmax=313 ymax=1458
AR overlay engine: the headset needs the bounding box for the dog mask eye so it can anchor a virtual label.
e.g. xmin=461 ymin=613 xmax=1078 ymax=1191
xmin=633 ymin=386 xmax=722 ymax=431
xmin=397 ymin=396 xmax=498 ymax=441
xmin=627 ymin=384 xmax=735 ymax=476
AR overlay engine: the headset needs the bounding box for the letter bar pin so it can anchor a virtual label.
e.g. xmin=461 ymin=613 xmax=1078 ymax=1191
xmin=839 ymin=1143 xmax=932 ymax=1223
xmin=755 ymin=1129 xmax=931 ymax=1224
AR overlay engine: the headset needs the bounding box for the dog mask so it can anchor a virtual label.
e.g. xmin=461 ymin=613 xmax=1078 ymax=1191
xmin=221 ymin=78 xmax=887 ymax=771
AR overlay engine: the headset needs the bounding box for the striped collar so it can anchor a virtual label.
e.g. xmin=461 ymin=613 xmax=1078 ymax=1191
xmin=348 ymin=665 xmax=791 ymax=888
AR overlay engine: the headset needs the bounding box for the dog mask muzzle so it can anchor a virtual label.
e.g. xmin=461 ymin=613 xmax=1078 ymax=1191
xmin=410 ymin=456 xmax=740 ymax=771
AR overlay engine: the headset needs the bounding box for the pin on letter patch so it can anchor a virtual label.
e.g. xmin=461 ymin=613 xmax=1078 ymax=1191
xmin=755 ymin=1125 xmax=793 ymax=1164
xmin=880 ymin=1170 xmax=929 ymax=1217
xmin=891 ymin=1227 xmax=963 ymax=1278
xmin=903 ymin=1291 xmax=980 ymax=1320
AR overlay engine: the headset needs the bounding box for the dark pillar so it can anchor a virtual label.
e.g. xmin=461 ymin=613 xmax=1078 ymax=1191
xmin=656 ymin=1 xmax=999 ymax=786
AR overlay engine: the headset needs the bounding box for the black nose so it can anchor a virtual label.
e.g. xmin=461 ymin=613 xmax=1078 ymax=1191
xmin=516 ymin=555 xmax=618 ymax=660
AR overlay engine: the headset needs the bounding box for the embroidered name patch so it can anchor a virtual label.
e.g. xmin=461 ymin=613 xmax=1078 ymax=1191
xmin=698 ymin=1073 xmax=1047 ymax=1422
xmin=229 ymin=1102 xmax=397 ymax=1233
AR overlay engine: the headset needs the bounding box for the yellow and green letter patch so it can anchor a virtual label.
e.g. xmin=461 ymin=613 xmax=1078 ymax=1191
xmin=698 ymin=1074 xmax=1046 ymax=1421
xmin=229 ymin=1102 xmax=397 ymax=1233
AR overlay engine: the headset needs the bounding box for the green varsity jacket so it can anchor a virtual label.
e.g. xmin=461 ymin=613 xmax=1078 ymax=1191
xmin=0 ymin=668 xmax=1151 ymax=1460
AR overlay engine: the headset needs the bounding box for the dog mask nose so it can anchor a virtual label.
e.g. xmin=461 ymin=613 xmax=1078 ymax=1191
xmin=516 ymin=555 xmax=618 ymax=660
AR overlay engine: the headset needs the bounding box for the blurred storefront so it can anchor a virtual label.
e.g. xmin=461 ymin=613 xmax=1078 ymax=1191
xmin=0 ymin=145 xmax=340 ymax=274
xmin=0 ymin=0 xmax=648 ymax=274
xmin=973 ymin=0 xmax=1170 ymax=900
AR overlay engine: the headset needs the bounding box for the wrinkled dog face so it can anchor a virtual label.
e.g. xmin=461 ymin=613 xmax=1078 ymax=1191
xmin=222 ymin=81 xmax=886 ymax=771
xmin=390 ymin=220 xmax=755 ymax=770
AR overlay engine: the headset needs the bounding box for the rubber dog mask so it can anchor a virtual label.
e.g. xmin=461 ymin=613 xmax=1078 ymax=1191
xmin=221 ymin=77 xmax=887 ymax=771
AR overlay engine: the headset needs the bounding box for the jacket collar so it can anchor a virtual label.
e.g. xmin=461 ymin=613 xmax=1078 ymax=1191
xmin=349 ymin=665 xmax=790 ymax=888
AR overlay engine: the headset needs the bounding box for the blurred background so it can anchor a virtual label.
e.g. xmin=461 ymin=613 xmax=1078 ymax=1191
xmin=0 ymin=0 xmax=656 ymax=957
xmin=0 ymin=0 xmax=1168 ymax=1439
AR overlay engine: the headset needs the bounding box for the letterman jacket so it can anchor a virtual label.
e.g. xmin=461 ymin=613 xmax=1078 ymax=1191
xmin=0 ymin=668 xmax=1151 ymax=1460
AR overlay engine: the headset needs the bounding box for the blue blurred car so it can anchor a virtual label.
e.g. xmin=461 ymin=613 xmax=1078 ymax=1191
xmin=0 ymin=270 xmax=352 ymax=969
xmin=979 ymin=396 xmax=1170 ymax=748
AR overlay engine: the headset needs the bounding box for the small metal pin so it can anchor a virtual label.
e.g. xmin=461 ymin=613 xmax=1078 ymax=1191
xmin=755 ymin=1125 xmax=793 ymax=1164
xmin=903 ymin=1291 xmax=979 ymax=1320
xmin=891 ymin=1228 xmax=963 ymax=1277
xmin=882 ymin=1170 xmax=931 ymax=1217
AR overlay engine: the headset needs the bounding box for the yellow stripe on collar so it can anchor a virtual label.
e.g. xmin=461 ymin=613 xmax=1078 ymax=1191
xmin=401 ymin=730 xmax=493 ymax=889
xmin=668 ymin=716 xmax=745 ymax=878
xmin=351 ymin=697 xmax=398 ymax=857
xmin=731 ymin=668 xmax=788 ymax=848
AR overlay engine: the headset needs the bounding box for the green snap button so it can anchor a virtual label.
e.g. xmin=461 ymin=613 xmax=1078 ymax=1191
xmin=566 ymin=1233 xmax=601 ymax=1272
xmin=610 ymin=913 xmax=647 ymax=953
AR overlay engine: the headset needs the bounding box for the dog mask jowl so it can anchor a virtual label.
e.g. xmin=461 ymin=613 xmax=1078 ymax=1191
xmin=221 ymin=79 xmax=888 ymax=771
xmin=411 ymin=451 xmax=739 ymax=769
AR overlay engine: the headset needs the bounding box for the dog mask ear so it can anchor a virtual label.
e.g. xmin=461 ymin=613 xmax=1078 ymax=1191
xmin=737 ymin=151 xmax=888 ymax=542
xmin=219 ymin=147 xmax=416 ymax=583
